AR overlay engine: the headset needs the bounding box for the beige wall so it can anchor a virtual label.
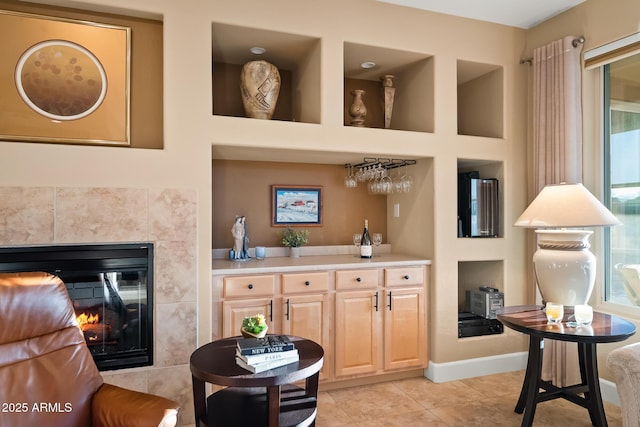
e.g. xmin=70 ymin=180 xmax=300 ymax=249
xmin=525 ymin=0 xmax=640 ymax=382
xmin=0 ymin=0 xmax=538 ymax=415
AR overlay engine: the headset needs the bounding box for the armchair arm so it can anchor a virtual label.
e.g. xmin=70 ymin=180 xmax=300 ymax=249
xmin=92 ymin=383 xmax=180 ymax=427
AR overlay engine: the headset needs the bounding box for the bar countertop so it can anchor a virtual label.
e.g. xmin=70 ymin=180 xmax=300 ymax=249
xmin=212 ymin=253 xmax=431 ymax=275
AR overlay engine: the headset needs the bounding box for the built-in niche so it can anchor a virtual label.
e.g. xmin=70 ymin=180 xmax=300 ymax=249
xmin=211 ymin=159 xmax=387 ymax=249
xmin=457 ymin=60 xmax=503 ymax=138
xmin=458 ymin=260 xmax=504 ymax=310
xmin=211 ymin=22 xmax=321 ymax=123
xmin=344 ymin=42 xmax=434 ymax=132
xmin=457 ymin=158 xmax=504 ymax=238
xmin=0 ymin=0 xmax=164 ymax=149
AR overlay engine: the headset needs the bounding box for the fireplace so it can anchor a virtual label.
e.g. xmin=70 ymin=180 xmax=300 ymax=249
xmin=0 ymin=243 xmax=153 ymax=371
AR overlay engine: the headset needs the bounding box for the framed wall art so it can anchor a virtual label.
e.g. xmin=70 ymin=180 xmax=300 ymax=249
xmin=0 ymin=10 xmax=131 ymax=145
xmin=272 ymin=185 xmax=322 ymax=226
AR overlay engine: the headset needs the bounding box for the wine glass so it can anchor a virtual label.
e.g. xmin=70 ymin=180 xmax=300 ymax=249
xmin=353 ymin=233 xmax=362 ymax=256
xmin=399 ymin=163 xmax=413 ymax=193
xmin=373 ymin=233 xmax=382 ymax=247
xmin=344 ymin=164 xmax=357 ymax=188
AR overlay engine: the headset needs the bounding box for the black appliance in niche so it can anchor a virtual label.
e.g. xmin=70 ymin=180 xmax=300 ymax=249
xmin=458 ymin=171 xmax=499 ymax=237
xmin=0 ymin=243 xmax=153 ymax=371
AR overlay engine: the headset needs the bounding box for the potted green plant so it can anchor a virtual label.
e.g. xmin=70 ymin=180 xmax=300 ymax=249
xmin=278 ymin=226 xmax=309 ymax=257
xmin=241 ymin=314 xmax=268 ymax=338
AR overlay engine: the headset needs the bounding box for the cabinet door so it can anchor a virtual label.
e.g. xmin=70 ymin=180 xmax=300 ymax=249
xmin=222 ymin=298 xmax=278 ymax=338
xmin=282 ymin=293 xmax=331 ymax=379
xmin=383 ymin=287 xmax=427 ymax=370
xmin=335 ymin=290 xmax=382 ymax=378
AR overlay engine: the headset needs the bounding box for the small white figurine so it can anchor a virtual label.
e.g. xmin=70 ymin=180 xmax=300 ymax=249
xmin=231 ymin=216 xmax=245 ymax=260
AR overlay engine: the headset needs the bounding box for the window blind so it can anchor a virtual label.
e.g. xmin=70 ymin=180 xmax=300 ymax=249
xmin=584 ymin=32 xmax=640 ymax=69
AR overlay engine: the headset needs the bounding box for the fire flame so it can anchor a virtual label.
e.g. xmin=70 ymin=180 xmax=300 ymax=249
xmin=76 ymin=312 xmax=99 ymax=329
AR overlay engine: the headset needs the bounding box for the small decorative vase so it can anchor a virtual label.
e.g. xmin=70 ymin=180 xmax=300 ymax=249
xmin=289 ymin=246 xmax=301 ymax=258
xmin=380 ymin=75 xmax=395 ymax=129
xmin=241 ymin=325 xmax=268 ymax=339
xmin=349 ymin=89 xmax=367 ymax=127
xmin=240 ymin=60 xmax=281 ymax=120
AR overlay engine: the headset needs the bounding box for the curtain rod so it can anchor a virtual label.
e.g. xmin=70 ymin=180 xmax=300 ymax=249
xmin=520 ymin=36 xmax=585 ymax=65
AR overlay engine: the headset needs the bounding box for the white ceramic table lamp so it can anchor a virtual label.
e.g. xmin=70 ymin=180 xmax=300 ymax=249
xmin=514 ymin=183 xmax=621 ymax=306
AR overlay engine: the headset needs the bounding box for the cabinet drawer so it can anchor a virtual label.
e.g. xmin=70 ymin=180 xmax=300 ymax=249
xmin=282 ymin=272 xmax=329 ymax=294
xmin=385 ymin=267 xmax=424 ymax=287
xmin=335 ymin=269 xmax=378 ymax=290
xmin=223 ymin=275 xmax=275 ymax=298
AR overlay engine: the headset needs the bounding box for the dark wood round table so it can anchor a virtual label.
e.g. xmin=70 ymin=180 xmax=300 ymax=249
xmin=497 ymin=305 xmax=636 ymax=427
xmin=190 ymin=335 xmax=324 ymax=427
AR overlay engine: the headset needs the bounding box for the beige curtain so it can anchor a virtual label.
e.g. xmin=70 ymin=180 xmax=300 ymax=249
xmin=531 ymin=36 xmax=584 ymax=386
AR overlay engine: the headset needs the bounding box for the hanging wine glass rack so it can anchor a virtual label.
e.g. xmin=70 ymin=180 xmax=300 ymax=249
xmin=344 ymin=158 xmax=416 ymax=194
xmin=344 ymin=158 xmax=416 ymax=171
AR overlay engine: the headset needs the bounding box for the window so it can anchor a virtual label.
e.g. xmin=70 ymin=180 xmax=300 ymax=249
xmin=604 ymin=52 xmax=640 ymax=306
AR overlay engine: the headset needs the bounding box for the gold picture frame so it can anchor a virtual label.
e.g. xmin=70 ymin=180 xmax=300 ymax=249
xmin=0 ymin=10 xmax=131 ymax=146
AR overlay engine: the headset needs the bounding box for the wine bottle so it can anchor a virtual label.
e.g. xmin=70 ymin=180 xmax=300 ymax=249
xmin=360 ymin=219 xmax=372 ymax=259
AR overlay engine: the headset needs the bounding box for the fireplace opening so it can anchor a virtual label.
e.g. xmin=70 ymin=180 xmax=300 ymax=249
xmin=0 ymin=243 xmax=153 ymax=371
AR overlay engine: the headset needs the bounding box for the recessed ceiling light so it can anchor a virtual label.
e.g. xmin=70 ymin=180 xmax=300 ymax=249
xmin=249 ymin=46 xmax=266 ymax=55
xmin=360 ymin=61 xmax=376 ymax=69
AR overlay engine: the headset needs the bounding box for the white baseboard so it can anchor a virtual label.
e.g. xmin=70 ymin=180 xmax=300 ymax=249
xmin=424 ymin=352 xmax=528 ymax=383
xmin=423 ymin=353 xmax=620 ymax=406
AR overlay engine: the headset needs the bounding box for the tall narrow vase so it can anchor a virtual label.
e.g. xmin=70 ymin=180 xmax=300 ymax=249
xmin=240 ymin=60 xmax=281 ymax=120
xmin=349 ymin=89 xmax=367 ymax=127
xmin=380 ymin=75 xmax=395 ymax=129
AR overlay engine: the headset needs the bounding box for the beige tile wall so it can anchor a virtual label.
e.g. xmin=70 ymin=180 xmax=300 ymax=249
xmin=0 ymin=186 xmax=197 ymax=426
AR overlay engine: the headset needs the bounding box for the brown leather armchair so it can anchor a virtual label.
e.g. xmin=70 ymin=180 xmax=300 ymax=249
xmin=0 ymin=272 xmax=180 ymax=427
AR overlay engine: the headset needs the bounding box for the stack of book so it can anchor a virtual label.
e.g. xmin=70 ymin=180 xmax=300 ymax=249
xmin=235 ymin=335 xmax=299 ymax=373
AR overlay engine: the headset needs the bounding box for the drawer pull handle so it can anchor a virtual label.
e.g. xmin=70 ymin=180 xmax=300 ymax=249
xmin=247 ymin=284 xmax=253 ymax=290
xmin=356 ymin=277 xmax=362 ymax=282
xmin=403 ymin=275 xmax=410 ymax=280
xmin=305 ymin=280 xmax=310 ymax=286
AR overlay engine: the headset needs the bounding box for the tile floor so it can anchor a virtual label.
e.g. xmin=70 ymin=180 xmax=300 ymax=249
xmin=315 ymin=370 xmax=623 ymax=426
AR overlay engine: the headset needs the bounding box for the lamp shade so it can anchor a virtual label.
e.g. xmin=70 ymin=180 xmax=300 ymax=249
xmin=514 ymin=183 xmax=621 ymax=228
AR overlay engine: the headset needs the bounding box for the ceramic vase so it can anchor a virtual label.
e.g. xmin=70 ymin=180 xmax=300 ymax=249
xmin=349 ymin=89 xmax=367 ymax=127
xmin=380 ymin=75 xmax=395 ymax=129
xmin=240 ymin=60 xmax=281 ymax=119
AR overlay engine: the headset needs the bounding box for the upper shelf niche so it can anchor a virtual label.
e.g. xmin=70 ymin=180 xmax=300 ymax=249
xmin=343 ymin=42 xmax=434 ymax=133
xmin=457 ymin=60 xmax=504 ymax=139
xmin=212 ymin=22 xmax=321 ymax=124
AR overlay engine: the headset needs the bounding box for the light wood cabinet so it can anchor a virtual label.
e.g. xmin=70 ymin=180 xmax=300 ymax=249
xmin=383 ymin=286 xmax=426 ymax=370
xmin=335 ymin=289 xmax=382 ymax=377
xmin=281 ymin=272 xmax=331 ymax=379
xmin=223 ymin=274 xmax=275 ymax=298
xmin=334 ymin=266 xmax=427 ymax=378
xmin=383 ymin=267 xmax=428 ymax=370
xmin=215 ymin=262 xmax=429 ymax=385
xmin=222 ymin=297 xmax=277 ymax=338
xmin=334 ymin=268 xmax=382 ymax=378
xmin=221 ymin=274 xmax=278 ymax=338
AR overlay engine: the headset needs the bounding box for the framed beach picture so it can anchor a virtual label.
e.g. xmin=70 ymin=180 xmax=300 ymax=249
xmin=0 ymin=10 xmax=131 ymax=145
xmin=272 ymin=185 xmax=322 ymax=226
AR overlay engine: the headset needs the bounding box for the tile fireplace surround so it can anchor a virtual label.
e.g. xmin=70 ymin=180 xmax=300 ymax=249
xmin=0 ymin=186 xmax=197 ymax=426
